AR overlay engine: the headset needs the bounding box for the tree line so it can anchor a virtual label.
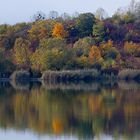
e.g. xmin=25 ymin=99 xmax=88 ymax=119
xmin=0 ymin=0 xmax=140 ymax=75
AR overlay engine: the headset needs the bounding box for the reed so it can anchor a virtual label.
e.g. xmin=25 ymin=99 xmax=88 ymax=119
xmin=42 ymin=69 xmax=101 ymax=82
xmin=118 ymin=69 xmax=140 ymax=80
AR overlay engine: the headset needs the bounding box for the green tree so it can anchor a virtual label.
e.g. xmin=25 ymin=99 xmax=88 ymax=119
xmin=93 ymin=22 xmax=106 ymax=43
xmin=0 ymin=48 xmax=15 ymax=74
xmin=0 ymin=24 xmax=8 ymax=35
xmin=31 ymin=47 xmax=68 ymax=71
xmin=31 ymin=38 xmax=71 ymax=71
xmin=75 ymin=13 xmax=95 ymax=37
xmin=40 ymin=38 xmax=66 ymax=49
xmin=74 ymin=37 xmax=95 ymax=57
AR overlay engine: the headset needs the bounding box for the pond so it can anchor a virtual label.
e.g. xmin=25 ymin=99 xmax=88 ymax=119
xmin=0 ymin=80 xmax=140 ymax=140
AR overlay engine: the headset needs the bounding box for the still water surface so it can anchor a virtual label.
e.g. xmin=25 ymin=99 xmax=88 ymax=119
xmin=0 ymin=81 xmax=140 ymax=140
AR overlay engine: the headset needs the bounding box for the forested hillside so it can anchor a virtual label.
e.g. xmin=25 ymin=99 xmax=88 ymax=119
xmin=0 ymin=0 xmax=140 ymax=75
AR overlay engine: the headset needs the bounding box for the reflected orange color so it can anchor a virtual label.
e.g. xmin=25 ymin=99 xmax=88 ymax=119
xmin=1 ymin=82 xmax=140 ymax=138
xmin=52 ymin=118 xmax=64 ymax=134
xmin=88 ymin=95 xmax=102 ymax=114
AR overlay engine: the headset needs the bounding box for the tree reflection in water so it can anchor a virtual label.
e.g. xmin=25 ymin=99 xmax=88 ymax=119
xmin=0 ymin=80 xmax=140 ymax=139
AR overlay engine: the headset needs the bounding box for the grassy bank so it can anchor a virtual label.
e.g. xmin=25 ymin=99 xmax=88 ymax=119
xmin=42 ymin=69 xmax=101 ymax=82
xmin=41 ymin=69 xmax=140 ymax=82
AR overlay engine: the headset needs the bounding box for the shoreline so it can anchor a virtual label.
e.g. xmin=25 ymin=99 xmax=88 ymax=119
xmin=0 ymin=69 xmax=140 ymax=82
xmin=0 ymin=78 xmax=140 ymax=91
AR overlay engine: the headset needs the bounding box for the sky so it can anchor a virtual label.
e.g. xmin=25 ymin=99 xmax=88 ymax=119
xmin=0 ymin=0 xmax=135 ymax=24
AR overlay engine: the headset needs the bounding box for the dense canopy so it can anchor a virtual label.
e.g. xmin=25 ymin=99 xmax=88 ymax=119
xmin=0 ymin=0 xmax=140 ymax=74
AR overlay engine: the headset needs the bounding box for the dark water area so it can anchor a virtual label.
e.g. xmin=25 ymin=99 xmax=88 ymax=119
xmin=0 ymin=80 xmax=140 ymax=140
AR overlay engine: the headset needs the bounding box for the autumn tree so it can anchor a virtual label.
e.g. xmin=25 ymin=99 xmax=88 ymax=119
xmin=124 ymin=41 xmax=140 ymax=56
xmin=64 ymin=19 xmax=79 ymax=42
xmin=74 ymin=37 xmax=95 ymax=57
xmin=28 ymin=20 xmax=56 ymax=51
xmin=0 ymin=25 xmax=19 ymax=50
xmin=14 ymin=38 xmax=31 ymax=68
xmin=73 ymin=37 xmax=96 ymax=68
xmin=76 ymin=55 xmax=90 ymax=68
xmin=31 ymin=38 xmax=71 ymax=71
xmin=30 ymin=48 xmax=45 ymax=71
xmin=31 ymin=46 xmax=68 ymax=71
xmin=100 ymin=40 xmax=118 ymax=59
xmin=28 ymin=21 xmax=48 ymax=41
xmin=89 ymin=45 xmax=103 ymax=66
xmin=52 ymin=23 xmax=68 ymax=38
xmin=100 ymin=40 xmax=120 ymax=68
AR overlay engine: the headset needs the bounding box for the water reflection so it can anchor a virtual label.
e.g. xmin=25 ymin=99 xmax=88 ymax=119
xmin=0 ymin=80 xmax=140 ymax=139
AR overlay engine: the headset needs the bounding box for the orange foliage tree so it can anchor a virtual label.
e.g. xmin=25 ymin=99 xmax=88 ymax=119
xmin=100 ymin=40 xmax=113 ymax=55
xmin=89 ymin=45 xmax=103 ymax=65
xmin=28 ymin=21 xmax=48 ymax=41
xmin=52 ymin=23 xmax=68 ymax=38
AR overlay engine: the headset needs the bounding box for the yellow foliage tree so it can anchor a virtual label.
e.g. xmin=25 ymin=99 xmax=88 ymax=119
xmin=100 ymin=40 xmax=113 ymax=53
xmin=99 ymin=40 xmax=121 ymax=69
xmin=52 ymin=23 xmax=68 ymax=38
xmin=30 ymin=48 xmax=45 ymax=71
xmin=76 ymin=55 xmax=89 ymax=68
xmin=14 ymin=38 xmax=31 ymax=67
xmin=28 ymin=20 xmax=55 ymax=41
